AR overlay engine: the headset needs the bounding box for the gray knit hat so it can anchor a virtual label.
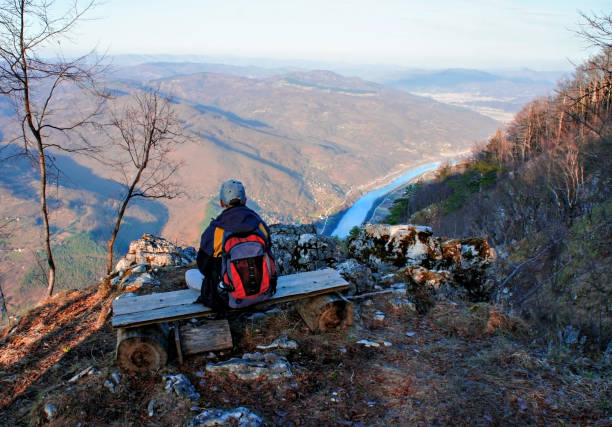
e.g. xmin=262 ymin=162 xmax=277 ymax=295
xmin=220 ymin=179 xmax=246 ymax=206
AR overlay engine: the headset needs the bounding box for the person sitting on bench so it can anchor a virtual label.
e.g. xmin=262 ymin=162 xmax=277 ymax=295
xmin=186 ymin=179 xmax=277 ymax=311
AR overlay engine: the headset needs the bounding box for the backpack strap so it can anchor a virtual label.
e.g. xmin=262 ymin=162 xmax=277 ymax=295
xmin=258 ymin=222 xmax=269 ymax=240
xmin=213 ymin=226 xmax=225 ymax=257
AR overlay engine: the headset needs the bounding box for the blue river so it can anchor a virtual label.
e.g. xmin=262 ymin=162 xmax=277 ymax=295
xmin=331 ymin=162 xmax=441 ymax=238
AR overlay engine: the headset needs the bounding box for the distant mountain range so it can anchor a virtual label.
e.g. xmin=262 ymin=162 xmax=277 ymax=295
xmin=386 ymin=68 xmax=553 ymax=87
xmin=380 ymin=67 xmax=565 ymax=122
xmin=104 ymin=56 xmax=566 ymax=121
xmin=107 ymin=61 xmax=295 ymax=81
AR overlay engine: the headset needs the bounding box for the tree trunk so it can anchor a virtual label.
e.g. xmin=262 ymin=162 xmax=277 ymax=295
xmin=116 ymin=323 xmax=169 ymax=371
xmin=36 ymin=135 xmax=56 ymax=298
xmin=295 ymin=294 xmax=353 ymax=333
xmin=106 ymin=234 xmax=116 ymax=275
xmin=0 ymin=281 xmax=8 ymax=321
xmin=21 ymin=37 xmax=56 ymax=298
xmin=106 ymin=164 xmax=147 ymax=275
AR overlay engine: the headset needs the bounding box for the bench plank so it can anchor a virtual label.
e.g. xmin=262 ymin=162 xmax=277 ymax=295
xmin=113 ymin=268 xmax=343 ymax=316
xmin=113 ymin=300 xmax=212 ymax=328
xmin=113 ymin=288 xmax=200 ymax=316
xmin=112 ymin=268 xmax=348 ymax=328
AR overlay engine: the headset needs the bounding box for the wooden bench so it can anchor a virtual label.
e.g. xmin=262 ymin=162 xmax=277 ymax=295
xmin=112 ymin=268 xmax=352 ymax=371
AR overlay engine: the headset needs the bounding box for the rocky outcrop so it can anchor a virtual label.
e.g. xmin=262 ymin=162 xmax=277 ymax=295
xmin=270 ymin=224 xmax=345 ymax=275
xmin=270 ymin=225 xmax=376 ymax=294
xmin=348 ymin=224 xmax=497 ymax=301
xmin=113 ymin=224 xmax=498 ymax=308
xmin=348 ymin=224 xmax=441 ymax=272
xmin=114 ymin=234 xmax=196 ymax=272
xmin=111 ymin=234 xmax=196 ymax=291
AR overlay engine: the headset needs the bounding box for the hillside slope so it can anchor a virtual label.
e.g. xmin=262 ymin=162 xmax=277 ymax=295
xmin=1 ymin=70 xmax=499 ymax=239
xmin=0 ymin=69 xmax=499 ymax=312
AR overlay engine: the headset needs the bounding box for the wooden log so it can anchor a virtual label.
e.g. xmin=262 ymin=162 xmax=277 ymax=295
xmin=116 ymin=323 xmax=169 ymax=371
xmin=179 ymin=319 xmax=233 ymax=356
xmin=295 ymin=293 xmax=353 ymax=333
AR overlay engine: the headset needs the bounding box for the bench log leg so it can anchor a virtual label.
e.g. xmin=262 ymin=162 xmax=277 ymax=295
xmin=295 ymin=293 xmax=353 ymax=333
xmin=179 ymin=320 xmax=233 ymax=356
xmin=116 ymin=323 xmax=169 ymax=371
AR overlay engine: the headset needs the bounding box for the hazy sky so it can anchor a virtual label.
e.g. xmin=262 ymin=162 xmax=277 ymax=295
xmin=56 ymin=0 xmax=610 ymax=70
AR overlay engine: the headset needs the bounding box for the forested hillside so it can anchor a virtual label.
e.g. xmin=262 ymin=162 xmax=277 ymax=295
xmin=383 ymin=15 xmax=612 ymax=350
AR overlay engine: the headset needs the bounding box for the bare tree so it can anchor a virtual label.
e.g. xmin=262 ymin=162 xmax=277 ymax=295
xmin=105 ymin=88 xmax=185 ymax=275
xmin=561 ymin=12 xmax=612 ymax=139
xmin=0 ymin=0 xmax=103 ymax=298
xmin=577 ymin=11 xmax=612 ymax=51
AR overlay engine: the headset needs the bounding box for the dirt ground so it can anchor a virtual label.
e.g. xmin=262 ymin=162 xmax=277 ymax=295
xmin=0 ymin=267 xmax=610 ymax=426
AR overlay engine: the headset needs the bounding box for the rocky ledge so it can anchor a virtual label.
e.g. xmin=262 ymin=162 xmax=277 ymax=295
xmin=112 ymin=224 xmax=497 ymax=309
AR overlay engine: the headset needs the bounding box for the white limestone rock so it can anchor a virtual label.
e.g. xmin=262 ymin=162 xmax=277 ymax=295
xmin=131 ymin=264 xmax=147 ymax=274
xmin=348 ymin=224 xmax=499 ymax=301
xmin=121 ymin=234 xmax=195 ymax=268
xmin=256 ymin=334 xmax=298 ymax=351
xmin=206 ymin=352 xmax=293 ymax=381
xmin=335 ymin=258 xmax=376 ymax=294
xmin=348 ymin=224 xmax=440 ymax=273
xmin=356 ymin=339 xmax=380 ymax=348
xmin=269 ymin=224 xmax=345 ymax=274
xmin=114 ymin=257 xmax=133 ymax=273
xmin=121 ymin=272 xmax=160 ymax=289
xmin=163 ymin=373 xmax=200 ymax=400
xmin=189 ymin=407 xmax=264 ymax=427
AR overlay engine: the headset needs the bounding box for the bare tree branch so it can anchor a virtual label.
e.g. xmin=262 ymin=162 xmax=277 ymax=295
xmin=576 ymin=11 xmax=612 ymax=50
xmin=499 ymin=244 xmax=553 ymax=290
xmin=103 ymin=88 xmax=186 ymax=274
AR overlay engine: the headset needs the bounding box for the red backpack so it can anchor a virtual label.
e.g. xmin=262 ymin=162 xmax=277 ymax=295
xmin=220 ymin=229 xmax=277 ymax=308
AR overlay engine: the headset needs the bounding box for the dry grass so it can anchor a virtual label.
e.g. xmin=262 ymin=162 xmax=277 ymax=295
xmin=431 ymin=300 xmax=528 ymax=339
